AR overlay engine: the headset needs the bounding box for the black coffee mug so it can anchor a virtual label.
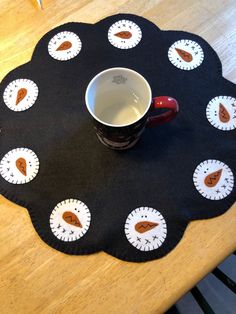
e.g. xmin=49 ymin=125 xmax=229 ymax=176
xmin=85 ymin=67 xmax=179 ymax=150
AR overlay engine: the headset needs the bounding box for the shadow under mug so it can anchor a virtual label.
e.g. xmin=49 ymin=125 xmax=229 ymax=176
xmin=85 ymin=67 xmax=179 ymax=150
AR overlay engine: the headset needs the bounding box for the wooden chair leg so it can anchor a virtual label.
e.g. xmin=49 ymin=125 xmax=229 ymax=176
xmin=191 ymin=286 xmax=215 ymax=314
xmin=212 ymin=267 xmax=236 ymax=294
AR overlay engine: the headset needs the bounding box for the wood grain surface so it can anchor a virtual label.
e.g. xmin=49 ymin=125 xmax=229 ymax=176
xmin=0 ymin=1 xmax=236 ymax=313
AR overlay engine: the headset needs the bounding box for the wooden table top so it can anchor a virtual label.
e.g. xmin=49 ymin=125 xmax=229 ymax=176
xmin=0 ymin=1 xmax=236 ymax=313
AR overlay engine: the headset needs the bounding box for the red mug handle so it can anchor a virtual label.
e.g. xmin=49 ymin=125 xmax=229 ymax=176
xmin=148 ymin=96 xmax=179 ymax=127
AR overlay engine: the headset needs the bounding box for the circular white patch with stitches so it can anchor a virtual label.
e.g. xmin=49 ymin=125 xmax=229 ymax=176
xmin=206 ymin=96 xmax=236 ymax=131
xmin=48 ymin=31 xmax=82 ymax=61
xmin=193 ymin=160 xmax=234 ymax=200
xmin=3 ymin=79 xmax=39 ymax=112
xmin=50 ymin=199 xmax=91 ymax=242
xmin=125 ymin=207 xmax=167 ymax=251
xmin=108 ymin=20 xmax=142 ymax=49
xmin=168 ymin=39 xmax=204 ymax=70
xmin=0 ymin=148 xmax=39 ymax=184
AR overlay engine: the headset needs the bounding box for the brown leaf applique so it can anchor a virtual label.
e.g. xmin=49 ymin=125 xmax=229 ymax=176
xmin=175 ymin=48 xmax=193 ymax=62
xmin=204 ymin=169 xmax=223 ymax=187
xmin=56 ymin=41 xmax=72 ymax=51
xmin=62 ymin=211 xmax=82 ymax=228
xmin=16 ymin=88 xmax=27 ymax=105
xmin=219 ymin=103 xmax=230 ymax=123
xmin=114 ymin=31 xmax=132 ymax=39
xmin=135 ymin=221 xmax=159 ymax=233
xmin=15 ymin=157 xmax=27 ymax=176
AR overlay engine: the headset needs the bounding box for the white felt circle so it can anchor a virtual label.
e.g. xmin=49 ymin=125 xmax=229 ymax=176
xmin=50 ymin=199 xmax=91 ymax=242
xmin=48 ymin=31 xmax=82 ymax=61
xmin=108 ymin=20 xmax=142 ymax=49
xmin=0 ymin=148 xmax=39 ymax=184
xmin=168 ymin=39 xmax=204 ymax=70
xmin=206 ymin=96 xmax=236 ymax=131
xmin=125 ymin=207 xmax=167 ymax=251
xmin=193 ymin=160 xmax=234 ymax=200
xmin=3 ymin=79 xmax=39 ymax=112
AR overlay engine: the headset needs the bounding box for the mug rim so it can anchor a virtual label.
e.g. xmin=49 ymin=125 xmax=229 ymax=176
xmin=85 ymin=67 xmax=152 ymax=128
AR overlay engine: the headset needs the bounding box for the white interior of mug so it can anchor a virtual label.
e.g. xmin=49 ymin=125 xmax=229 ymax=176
xmin=85 ymin=67 xmax=152 ymax=127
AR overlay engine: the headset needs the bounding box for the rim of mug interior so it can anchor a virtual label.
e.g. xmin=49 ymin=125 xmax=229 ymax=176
xmin=85 ymin=67 xmax=152 ymax=128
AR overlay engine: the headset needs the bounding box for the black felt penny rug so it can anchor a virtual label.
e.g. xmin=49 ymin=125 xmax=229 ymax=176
xmin=0 ymin=14 xmax=235 ymax=262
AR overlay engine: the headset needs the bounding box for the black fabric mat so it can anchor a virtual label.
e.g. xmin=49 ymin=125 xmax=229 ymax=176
xmin=0 ymin=14 xmax=235 ymax=262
